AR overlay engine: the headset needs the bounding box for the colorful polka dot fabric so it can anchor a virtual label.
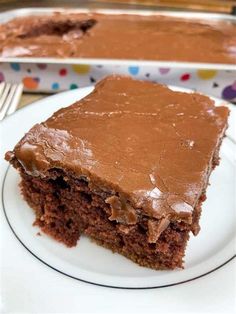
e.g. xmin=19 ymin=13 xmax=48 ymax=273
xmin=0 ymin=62 xmax=235 ymax=101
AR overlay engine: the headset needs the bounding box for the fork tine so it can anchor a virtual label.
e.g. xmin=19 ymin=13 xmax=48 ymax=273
xmin=0 ymin=82 xmax=5 ymax=96
xmin=7 ymin=83 xmax=23 ymax=116
xmin=0 ymin=83 xmax=11 ymax=111
xmin=0 ymin=84 xmax=17 ymax=120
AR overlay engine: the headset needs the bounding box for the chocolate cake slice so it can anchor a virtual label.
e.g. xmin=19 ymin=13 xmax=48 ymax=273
xmin=5 ymin=76 xmax=229 ymax=270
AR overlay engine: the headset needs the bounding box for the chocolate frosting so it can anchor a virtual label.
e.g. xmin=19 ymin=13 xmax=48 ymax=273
xmin=105 ymin=195 xmax=137 ymax=224
xmin=7 ymin=76 xmax=229 ymax=222
xmin=148 ymin=218 xmax=170 ymax=243
xmin=0 ymin=13 xmax=235 ymax=64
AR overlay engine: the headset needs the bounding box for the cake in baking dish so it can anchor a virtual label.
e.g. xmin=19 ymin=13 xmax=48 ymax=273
xmin=0 ymin=13 xmax=236 ymax=64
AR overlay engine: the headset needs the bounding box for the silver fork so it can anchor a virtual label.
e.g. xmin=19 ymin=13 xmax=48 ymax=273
xmin=0 ymin=82 xmax=23 ymax=121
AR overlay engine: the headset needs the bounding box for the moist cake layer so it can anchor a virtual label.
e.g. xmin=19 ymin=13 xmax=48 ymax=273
xmin=6 ymin=76 xmax=229 ymax=269
xmin=0 ymin=13 xmax=235 ymax=64
xmin=13 ymin=165 xmax=208 ymax=269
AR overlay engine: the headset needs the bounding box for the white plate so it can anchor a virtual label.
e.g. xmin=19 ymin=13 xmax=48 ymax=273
xmin=0 ymin=86 xmax=236 ymax=311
